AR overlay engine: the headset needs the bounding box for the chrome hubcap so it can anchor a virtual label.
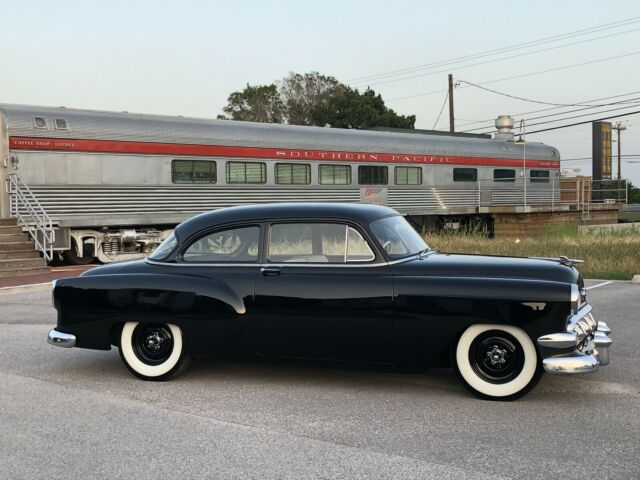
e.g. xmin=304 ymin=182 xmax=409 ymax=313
xmin=133 ymin=324 xmax=174 ymax=365
xmin=146 ymin=331 xmax=164 ymax=352
xmin=486 ymin=345 xmax=508 ymax=367
xmin=469 ymin=331 xmax=525 ymax=384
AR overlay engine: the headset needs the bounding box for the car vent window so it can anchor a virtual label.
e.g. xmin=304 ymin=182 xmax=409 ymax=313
xmin=54 ymin=118 xmax=69 ymax=130
xmin=148 ymin=232 xmax=177 ymax=260
xmin=33 ymin=117 xmax=48 ymax=129
xmin=268 ymin=223 xmax=374 ymax=264
xmin=346 ymin=227 xmax=375 ymax=262
xmin=183 ymin=226 xmax=259 ymax=263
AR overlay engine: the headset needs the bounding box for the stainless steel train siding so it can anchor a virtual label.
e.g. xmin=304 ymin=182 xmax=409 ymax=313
xmin=0 ymin=104 xmax=560 ymax=262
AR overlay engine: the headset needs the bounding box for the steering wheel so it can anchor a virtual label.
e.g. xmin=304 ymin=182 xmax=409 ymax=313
xmin=382 ymin=240 xmax=392 ymax=252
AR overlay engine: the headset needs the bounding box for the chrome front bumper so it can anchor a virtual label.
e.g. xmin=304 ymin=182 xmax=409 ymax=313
xmin=48 ymin=329 xmax=76 ymax=348
xmin=537 ymin=304 xmax=612 ymax=374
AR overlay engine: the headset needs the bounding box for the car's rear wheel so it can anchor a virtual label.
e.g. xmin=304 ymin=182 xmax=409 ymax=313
xmin=453 ymin=324 xmax=542 ymax=400
xmin=119 ymin=322 xmax=190 ymax=381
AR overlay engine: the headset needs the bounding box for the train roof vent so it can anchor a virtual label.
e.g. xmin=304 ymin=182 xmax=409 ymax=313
xmin=54 ymin=118 xmax=69 ymax=130
xmin=33 ymin=117 xmax=47 ymax=129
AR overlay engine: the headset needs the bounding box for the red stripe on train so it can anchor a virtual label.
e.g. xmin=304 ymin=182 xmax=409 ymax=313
xmin=9 ymin=136 xmax=560 ymax=169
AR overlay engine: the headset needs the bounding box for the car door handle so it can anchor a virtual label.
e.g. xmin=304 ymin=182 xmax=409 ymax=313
xmin=260 ymin=266 xmax=281 ymax=276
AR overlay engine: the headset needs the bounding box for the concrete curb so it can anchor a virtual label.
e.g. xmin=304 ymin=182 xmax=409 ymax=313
xmin=0 ymin=282 xmax=52 ymax=295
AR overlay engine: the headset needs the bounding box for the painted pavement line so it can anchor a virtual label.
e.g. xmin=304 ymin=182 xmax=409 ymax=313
xmin=586 ymin=280 xmax=616 ymax=291
xmin=0 ymin=282 xmax=51 ymax=295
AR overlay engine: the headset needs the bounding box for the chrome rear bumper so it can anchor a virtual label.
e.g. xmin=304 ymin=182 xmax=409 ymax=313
xmin=48 ymin=329 xmax=76 ymax=348
xmin=537 ymin=304 xmax=612 ymax=374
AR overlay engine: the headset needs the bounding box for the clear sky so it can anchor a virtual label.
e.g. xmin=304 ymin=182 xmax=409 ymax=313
xmin=2 ymin=0 xmax=639 ymax=184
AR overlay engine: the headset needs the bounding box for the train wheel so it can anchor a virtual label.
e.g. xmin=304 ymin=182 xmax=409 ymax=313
xmin=65 ymin=240 xmax=95 ymax=265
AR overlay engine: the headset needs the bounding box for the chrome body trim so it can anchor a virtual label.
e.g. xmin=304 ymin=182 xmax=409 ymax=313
xmin=538 ymin=300 xmax=612 ymax=375
xmin=47 ymin=329 xmax=76 ymax=348
xmin=542 ymin=351 xmax=599 ymax=374
xmin=566 ymin=304 xmax=593 ymax=333
xmin=537 ymin=332 xmax=577 ymax=349
xmin=145 ymin=257 xmax=392 ymax=268
xmin=593 ymin=331 xmax=612 ymax=366
xmin=597 ymin=321 xmax=611 ymax=335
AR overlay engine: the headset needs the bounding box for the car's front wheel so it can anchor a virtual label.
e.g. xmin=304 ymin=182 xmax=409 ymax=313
xmin=453 ymin=324 xmax=542 ymax=400
xmin=119 ymin=322 xmax=190 ymax=381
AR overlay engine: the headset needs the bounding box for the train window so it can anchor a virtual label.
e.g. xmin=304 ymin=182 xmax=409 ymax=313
xmin=494 ymin=169 xmax=516 ymax=182
xmin=395 ymin=166 xmax=422 ymax=185
xmin=171 ymin=160 xmax=217 ymax=183
xmin=275 ymin=163 xmax=311 ymax=185
xmin=319 ymin=164 xmax=351 ymax=185
xmin=33 ymin=117 xmax=47 ymax=129
xmin=226 ymin=161 xmax=267 ymax=184
xmin=453 ymin=168 xmax=477 ymax=182
xmin=54 ymin=118 xmax=69 ymax=130
xmin=530 ymin=170 xmax=550 ymax=183
xmin=358 ymin=166 xmax=388 ymax=185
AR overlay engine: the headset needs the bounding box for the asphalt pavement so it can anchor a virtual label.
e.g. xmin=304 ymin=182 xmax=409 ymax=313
xmin=0 ymin=281 xmax=638 ymax=479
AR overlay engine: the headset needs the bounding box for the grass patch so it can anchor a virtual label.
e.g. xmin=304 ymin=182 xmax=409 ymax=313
xmin=619 ymin=210 xmax=640 ymax=223
xmin=424 ymin=224 xmax=640 ymax=280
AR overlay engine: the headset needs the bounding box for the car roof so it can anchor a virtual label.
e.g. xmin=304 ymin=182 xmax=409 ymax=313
xmin=175 ymin=203 xmax=399 ymax=240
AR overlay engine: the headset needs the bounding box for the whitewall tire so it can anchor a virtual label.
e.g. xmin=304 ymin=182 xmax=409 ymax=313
xmin=119 ymin=322 xmax=190 ymax=381
xmin=453 ymin=324 xmax=542 ymax=400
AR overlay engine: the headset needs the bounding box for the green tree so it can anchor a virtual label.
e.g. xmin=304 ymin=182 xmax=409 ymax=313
xmin=278 ymin=72 xmax=344 ymax=126
xmin=220 ymin=84 xmax=285 ymax=123
xmin=311 ymin=87 xmax=415 ymax=129
xmin=627 ymin=181 xmax=640 ymax=203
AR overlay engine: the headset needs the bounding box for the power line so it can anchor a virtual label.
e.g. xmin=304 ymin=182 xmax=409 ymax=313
xmin=456 ymin=80 xmax=640 ymax=108
xmin=386 ymin=50 xmax=640 ymax=102
xmin=460 ymin=97 xmax=640 ymax=134
xmin=347 ymin=16 xmax=640 ymax=84
xmin=525 ymin=109 xmax=640 ymax=135
xmin=456 ymin=91 xmax=640 ymax=128
xmin=562 ymin=155 xmax=640 ymax=161
xmin=350 ymin=25 xmax=640 ymax=88
xmin=475 ymin=104 xmax=640 ymax=135
xmin=432 ymin=91 xmax=449 ymax=129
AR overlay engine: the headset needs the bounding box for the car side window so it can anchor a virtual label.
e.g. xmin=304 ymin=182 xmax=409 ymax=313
xmin=182 ymin=226 xmax=260 ymax=262
xmin=268 ymin=223 xmax=375 ymax=264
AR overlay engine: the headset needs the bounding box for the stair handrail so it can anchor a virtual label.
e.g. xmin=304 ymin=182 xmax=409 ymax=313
xmin=6 ymin=172 xmax=55 ymax=262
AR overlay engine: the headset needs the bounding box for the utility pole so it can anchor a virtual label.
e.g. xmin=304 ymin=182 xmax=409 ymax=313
xmin=612 ymin=122 xmax=627 ymax=180
xmin=448 ymin=74 xmax=455 ymax=132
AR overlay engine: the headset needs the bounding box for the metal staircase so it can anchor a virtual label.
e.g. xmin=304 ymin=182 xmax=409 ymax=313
xmin=1 ymin=172 xmax=54 ymax=278
xmin=0 ymin=218 xmax=50 ymax=277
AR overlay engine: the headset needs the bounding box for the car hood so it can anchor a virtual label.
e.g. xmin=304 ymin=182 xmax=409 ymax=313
xmin=393 ymin=253 xmax=580 ymax=284
xmin=80 ymin=259 xmax=151 ymax=276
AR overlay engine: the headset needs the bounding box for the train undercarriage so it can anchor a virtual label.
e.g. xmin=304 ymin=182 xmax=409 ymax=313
xmin=62 ymin=227 xmax=173 ymax=265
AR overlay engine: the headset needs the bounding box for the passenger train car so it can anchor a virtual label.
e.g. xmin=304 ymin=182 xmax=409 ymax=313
xmin=0 ymin=104 xmax=560 ymax=263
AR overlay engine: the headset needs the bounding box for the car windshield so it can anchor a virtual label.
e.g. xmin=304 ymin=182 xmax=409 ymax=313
xmin=369 ymin=215 xmax=430 ymax=260
xmin=148 ymin=232 xmax=177 ymax=260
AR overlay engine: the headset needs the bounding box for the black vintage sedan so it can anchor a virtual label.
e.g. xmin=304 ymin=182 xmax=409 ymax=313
xmin=49 ymin=203 xmax=612 ymax=400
